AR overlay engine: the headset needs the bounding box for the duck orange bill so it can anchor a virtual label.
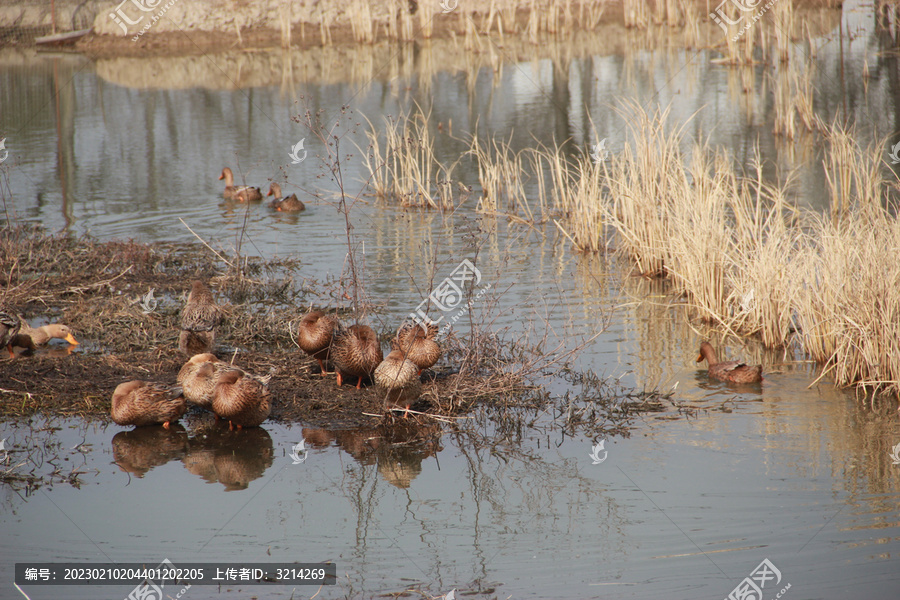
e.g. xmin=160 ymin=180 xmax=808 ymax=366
xmin=696 ymin=353 xmax=704 ymax=362
xmin=65 ymin=334 xmax=79 ymax=345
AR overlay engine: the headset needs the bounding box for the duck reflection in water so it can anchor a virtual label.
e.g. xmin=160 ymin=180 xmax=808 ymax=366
xmin=112 ymin=424 xmax=189 ymax=478
xmin=182 ymin=423 xmax=274 ymax=491
xmin=303 ymin=420 xmax=442 ymax=489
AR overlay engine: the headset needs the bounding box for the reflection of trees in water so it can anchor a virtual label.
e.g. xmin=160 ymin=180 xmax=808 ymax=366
xmin=452 ymin=413 xmax=631 ymax=580
xmin=301 ymin=421 xmax=443 ymax=597
xmin=302 ymin=416 xmax=631 ymax=594
xmin=181 ymin=425 xmax=274 ymax=491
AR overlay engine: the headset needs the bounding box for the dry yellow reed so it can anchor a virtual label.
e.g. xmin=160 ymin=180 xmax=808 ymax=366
xmin=558 ymin=102 xmax=900 ymax=397
xmin=362 ymin=110 xmax=453 ymax=209
xmin=349 ymin=0 xmax=375 ymax=43
xmin=468 ymin=133 xmax=533 ymax=218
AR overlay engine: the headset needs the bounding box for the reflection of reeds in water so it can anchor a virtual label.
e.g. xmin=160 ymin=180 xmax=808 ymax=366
xmin=112 ymin=425 xmax=189 ymax=478
xmin=95 ymin=25 xmax=727 ymax=94
xmin=182 ymin=425 xmax=274 ymax=491
xmin=773 ymin=61 xmax=823 ymax=139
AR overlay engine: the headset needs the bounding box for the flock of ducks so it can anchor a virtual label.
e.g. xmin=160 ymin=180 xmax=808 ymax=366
xmin=219 ymin=167 xmax=306 ymax=212
xmin=2 ymin=274 xmax=761 ymax=434
xmin=107 ymin=281 xmax=442 ymax=431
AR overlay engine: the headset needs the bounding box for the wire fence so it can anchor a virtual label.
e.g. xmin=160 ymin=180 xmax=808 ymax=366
xmin=0 ymin=0 xmax=101 ymax=46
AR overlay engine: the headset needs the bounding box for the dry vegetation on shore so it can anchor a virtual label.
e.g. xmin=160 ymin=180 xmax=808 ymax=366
xmin=0 ymin=224 xmax=663 ymax=437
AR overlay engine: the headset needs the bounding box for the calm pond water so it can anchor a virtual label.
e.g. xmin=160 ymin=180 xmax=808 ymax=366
xmin=2 ymin=2 xmax=900 ymax=598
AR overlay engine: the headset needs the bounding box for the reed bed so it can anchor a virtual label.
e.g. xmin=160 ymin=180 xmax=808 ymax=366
xmin=536 ymin=144 xmax=606 ymax=252
xmin=601 ymin=103 xmax=692 ymax=275
xmin=556 ymin=102 xmax=900 ymax=398
xmin=792 ymin=208 xmax=900 ymax=397
xmin=362 ymin=111 xmax=454 ymax=209
xmin=467 ymin=133 xmax=535 ymax=218
xmin=772 ymin=0 xmax=794 ymax=63
xmin=348 ymin=0 xmax=375 ymax=43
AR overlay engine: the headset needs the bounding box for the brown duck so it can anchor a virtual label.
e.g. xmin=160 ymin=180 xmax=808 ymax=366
xmin=391 ymin=321 xmax=441 ymax=374
xmin=179 ymin=281 xmax=220 ymax=355
xmin=212 ymin=369 xmax=272 ymax=429
xmin=267 ymin=182 xmax=306 ymax=212
xmin=697 ymin=342 xmax=763 ymax=383
xmin=332 ymin=323 xmax=383 ymax=389
xmin=12 ymin=322 xmax=79 ymax=351
xmin=0 ymin=310 xmax=21 ymax=358
xmin=177 ymin=353 xmax=222 ymax=409
xmin=219 ymin=167 xmax=262 ymax=202
xmin=374 ymin=349 xmax=422 ymax=417
xmin=111 ymin=381 xmax=187 ymax=428
xmin=297 ymin=311 xmax=339 ymax=374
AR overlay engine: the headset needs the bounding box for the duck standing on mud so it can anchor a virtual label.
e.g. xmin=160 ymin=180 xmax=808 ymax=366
xmin=211 ymin=369 xmax=271 ymax=430
xmin=179 ymin=281 xmax=221 ymax=355
xmin=696 ymin=342 xmax=763 ymax=383
xmin=332 ymin=323 xmax=383 ymax=389
xmin=374 ymin=349 xmax=422 ymax=417
xmin=297 ymin=310 xmax=339 ymax=375
xmin=391 ymin=321 xmax=441 ymax=374
xmin=177 ymin=352 xmax=223 ymax=409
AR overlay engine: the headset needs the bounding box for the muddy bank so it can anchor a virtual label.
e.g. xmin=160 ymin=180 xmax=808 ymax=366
xmin=0 ymin=226 xmax=657 ymax=433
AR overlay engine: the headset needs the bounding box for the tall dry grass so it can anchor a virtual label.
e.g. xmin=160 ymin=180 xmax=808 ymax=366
xmin=349 ymin=0 xmax=375 ymax=43
xmin=537 ymin=144 xmax=606 ymax=253
xmin=467 ymin=133 xmax=533 ymax=217
xmin=555 ymin=102 xmax=900 ymax=398
xmin=794 ymin=206 xmax=900 ymax=398
xmin=601 ymin=104 xmax=692 ymax=276
xmin=362 ymin=111 xmax=454 ymax=209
